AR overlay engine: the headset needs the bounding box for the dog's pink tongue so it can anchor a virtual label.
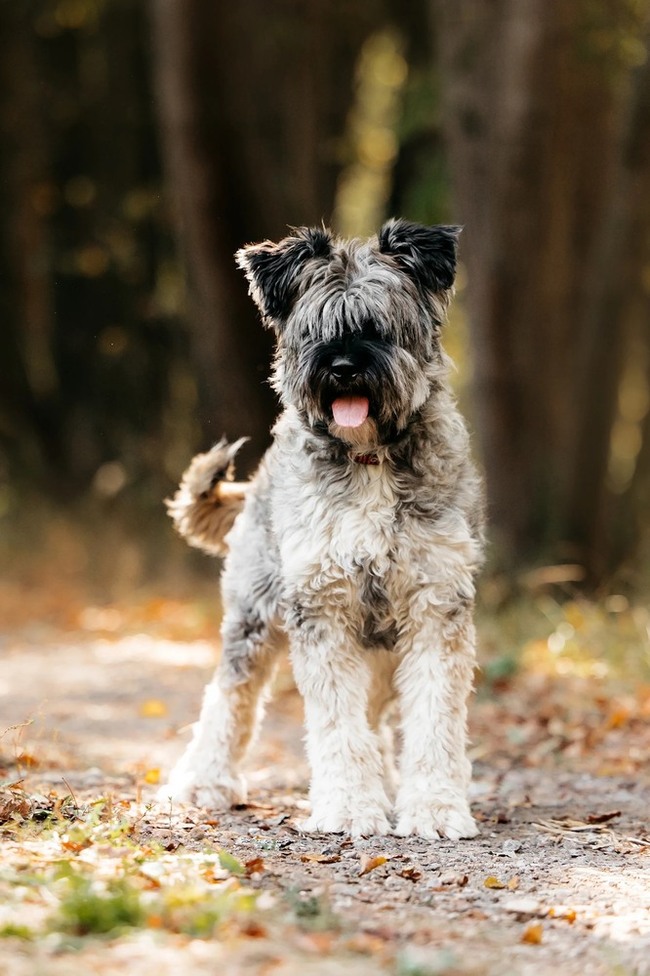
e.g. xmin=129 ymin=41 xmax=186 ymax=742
xmin=331 ymin=396 xmax=369 ymax=428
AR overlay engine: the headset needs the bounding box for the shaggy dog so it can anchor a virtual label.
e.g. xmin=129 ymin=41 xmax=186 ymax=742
xmin=159 ymin=219 xmax=484 ymax=839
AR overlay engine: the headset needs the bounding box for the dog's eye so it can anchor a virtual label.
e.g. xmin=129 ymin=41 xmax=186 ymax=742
xmin=359 ymin=321 xmax=383 ymax=343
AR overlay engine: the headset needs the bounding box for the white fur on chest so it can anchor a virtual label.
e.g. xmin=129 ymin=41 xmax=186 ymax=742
xmin=275 ymin=463 xmax=397 ymax=591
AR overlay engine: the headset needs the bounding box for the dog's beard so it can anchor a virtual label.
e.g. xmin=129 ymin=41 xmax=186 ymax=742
xmin=328 ymin=415 xmax=380 ymax=450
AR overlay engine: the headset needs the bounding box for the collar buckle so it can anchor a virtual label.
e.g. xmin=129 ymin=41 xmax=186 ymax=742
xmin=352 ymin=452 xmax=381 ymax=466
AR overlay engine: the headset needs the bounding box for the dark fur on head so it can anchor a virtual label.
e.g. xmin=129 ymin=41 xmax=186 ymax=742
xmin=236 ymin=227 xmax=332 ymax=323
xmin=378 ymin=219 xmax=461 ymax=293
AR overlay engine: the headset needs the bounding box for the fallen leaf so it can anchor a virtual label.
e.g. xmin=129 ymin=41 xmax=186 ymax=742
xmin=143 ymin=768 xmax=161 ymax=785
xmin=398 ymin=866 xmax=422 ymax=882
xmin=244 ymin=856 xmax=265 ymax=875
xmin=16 ymin=752 xmax=40 ymax=768
xmin=240 ymin=920 xmax=267 ymax=938
xmin=586 ymin=810 xmax=620 ymax=824
xmin=300 ymin=853 xmax=341 ymax=864
xmin=0 ymin=788 xmax=32 ymax=822
xmin=359 ymin=854 xmax=387 ymax=876
xmin=61 ymin=837 xmax=91 ymax=853
xmin=484 ymin=876 xmax=506 ymax=889
xmin=522 ymin=922 xmax=543 ymax=944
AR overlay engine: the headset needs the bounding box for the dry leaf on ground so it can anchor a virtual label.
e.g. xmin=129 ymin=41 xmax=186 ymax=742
xmin=522 ymin=922 xmax=544 ymax=944
xmin=359 ymin=854 xmax=388 ymax=876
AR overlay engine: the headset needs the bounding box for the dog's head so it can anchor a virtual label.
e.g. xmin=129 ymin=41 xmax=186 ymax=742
xmin=236 ymin=219 xmax=460 ymax=450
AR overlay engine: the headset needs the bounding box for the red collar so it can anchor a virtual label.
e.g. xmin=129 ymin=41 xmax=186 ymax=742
xmin=351 ymin=452 xmax=381 ymax=465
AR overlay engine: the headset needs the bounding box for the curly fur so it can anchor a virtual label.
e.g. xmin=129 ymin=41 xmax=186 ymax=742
xmin=159 ymin=220 xmax=484 ymax=840
xmin=165 ymin=438 xmax=248 ymax=556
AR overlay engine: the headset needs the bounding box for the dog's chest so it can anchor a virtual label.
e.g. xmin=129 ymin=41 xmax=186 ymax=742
xmin=276 ymin=465 xmax=399 ymax=588
xmin=275 ymin=466 xmax=402 ymax=647
xmin=330 ymin=471 xmax=397 ymax=569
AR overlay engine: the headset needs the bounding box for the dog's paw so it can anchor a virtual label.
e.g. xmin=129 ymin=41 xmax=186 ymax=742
xmin=299 ymin=806 xmax=390 ymax=837
xmin=155 ymin=772 xmax=246 ymax=811
xmin=393 ymin=801 xmax=478 ymax=841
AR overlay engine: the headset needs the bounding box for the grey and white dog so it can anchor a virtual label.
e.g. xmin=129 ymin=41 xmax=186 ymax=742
xmin=160 ymin=219 xmax=484 ymax=839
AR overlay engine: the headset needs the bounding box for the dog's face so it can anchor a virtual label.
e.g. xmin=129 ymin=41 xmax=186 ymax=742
xmin=236 ymin=220 xmax=459 ymax=449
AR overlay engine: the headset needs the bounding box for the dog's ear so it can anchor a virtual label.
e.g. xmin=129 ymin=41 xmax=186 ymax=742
xmin=378 ymin=219 xmax=461 ymax=292
xmin=236 ymin=227 xmax=332 ymax=325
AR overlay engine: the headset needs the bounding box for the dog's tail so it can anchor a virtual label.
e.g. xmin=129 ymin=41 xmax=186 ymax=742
xmin=166 ymin=438 xmax=249 ymax=556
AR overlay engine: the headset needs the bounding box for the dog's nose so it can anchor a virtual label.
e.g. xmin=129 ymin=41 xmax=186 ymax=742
xmin=330 ymin=356 xmax=358 ymax=381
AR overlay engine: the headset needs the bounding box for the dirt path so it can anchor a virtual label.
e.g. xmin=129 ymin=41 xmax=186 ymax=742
xmin=1 ymin=622 xmax=650 ymax=975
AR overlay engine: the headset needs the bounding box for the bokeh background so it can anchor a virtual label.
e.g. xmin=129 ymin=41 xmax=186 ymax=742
xmin=2 ymin=0 xmax=650 ymax=621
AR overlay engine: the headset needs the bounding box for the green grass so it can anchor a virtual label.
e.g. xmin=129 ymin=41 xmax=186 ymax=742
xmin=53 ymin=875 xmax=145 ymax=936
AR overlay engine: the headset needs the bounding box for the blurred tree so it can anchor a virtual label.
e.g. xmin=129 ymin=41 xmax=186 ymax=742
xmin=0 ymin=3 xmax=59 ymax=480
xmin=150 ymin=0 xmax=388 ymax=472
xmin=386 ymin=0 xmax=449 ymax=225
xmin=606 ymin=34 xmax=650 ymax=574
xmin=0 ymin=0 xmax=178 ymax=506
xmin=433 ymin=0 xmax=650 ymax=582
xmin=568 ymin=22 xmax=650 ymax=576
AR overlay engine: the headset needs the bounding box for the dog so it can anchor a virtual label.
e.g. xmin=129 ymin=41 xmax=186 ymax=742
xmin=159 ymin=219 xmax=484 ymax=839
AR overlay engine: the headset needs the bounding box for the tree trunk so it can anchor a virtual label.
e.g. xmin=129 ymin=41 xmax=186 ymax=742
xmin=0 ymin=3 xmax=60 ymax=481
xmin=150 ymin=0 xmax=384 ymax=473
xmin=433 ymin=0 xmax=642 ymax=576
xmin=565 ymin=14 xmax=650 ymax=578
xmin=150 ymin=0 xmax=276 ymax=473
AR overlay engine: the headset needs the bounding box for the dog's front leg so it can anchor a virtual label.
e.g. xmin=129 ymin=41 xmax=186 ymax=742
xmin=291 ymin=639 xmax=391 ymax=836
xmin=394 ymin=610 xmax=478 ymax=841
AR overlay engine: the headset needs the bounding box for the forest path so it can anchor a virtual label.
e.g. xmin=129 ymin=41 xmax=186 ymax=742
xmin=1 ymin=617 xmax=649 ymax=976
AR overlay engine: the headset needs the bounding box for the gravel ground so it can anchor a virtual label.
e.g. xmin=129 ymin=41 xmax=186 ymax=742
xmin=1 ymin=628 xmax=649 ymax=975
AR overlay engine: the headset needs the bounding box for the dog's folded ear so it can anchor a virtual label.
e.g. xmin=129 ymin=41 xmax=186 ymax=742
xmin=378 ymin=219 xmax=461 ymax=293
xmin=236 ymin=227 xmax=332 ymax=325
